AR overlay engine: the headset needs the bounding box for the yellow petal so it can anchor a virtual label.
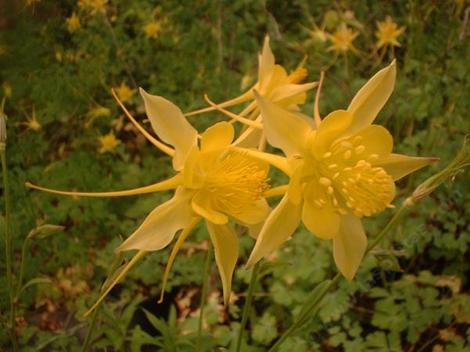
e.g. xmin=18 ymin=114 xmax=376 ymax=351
xmin=351 ymin=124 xmax=393 ymax=157
xmin=230 ymin=198 xmax=271 ymax=225
xmin=233 ymin=121 xmax=263 ymax=149
xmin=25 ymin=174 xmax=182 ymax=198
xmin=201 ymin=121 xmax=234 ymax=152
xmin=246 ymin=194 xmax=302 ymax=267
xmin=183 ymin=146 xmax=204 ymax=189
xmin=374 ymin=153 xmax=438 ymax=181
xmin=302 ymin=200 xmax=340 ymax=239
xmin=140 ymin=89 xmax=198 ymax=171
xmin=185 ymin=89 xmax=253 ymax=117
xmin=159 ymin=218 xmax=200 ymax=303
xmin=117 ymin=188 xmax=195 ymax=252
xmin=347 ymin=60 xmax=396 ymax=133
xmin=254 ymin=91 xmax=313 ymax=157
xmin=191 ymin=191 xmax=228 ymax=224
xmin=111 ymin=89 xmax=174 ymax=156
xmin=333 ymin=214 xmax=367 ymax=281
xmin=207 ymin=221 xmax=239 ymax=305
xmin=258 ymin=36 xmax=275 ymax=91
xmin=269 ymin=82 xmax=318 ymax=105
xmin=312 ymin=110 xmax=354 ymax=157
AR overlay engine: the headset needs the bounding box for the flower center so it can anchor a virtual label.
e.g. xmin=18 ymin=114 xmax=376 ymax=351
xmin=202 ymin=150 xmax=269 ymax=215
xmin=304 ymin=135 xmax=395 ymax=217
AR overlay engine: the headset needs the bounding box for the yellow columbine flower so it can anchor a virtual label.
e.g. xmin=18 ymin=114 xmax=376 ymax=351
xmin=26 ymin=89 xmax=270 ymax=312
xmin=143 ymin=22 xmax=161 ymax=39
xmin=113 ymin=82 xmax=135 ymax=103
xmin=98 ymin=132 xmax=120 ymax=153
xmin=186 ymin=37 xmax=317 ymax=148
xmin=327 ymin=24 xmax=359 ymax=54
xmin=246 ymin=61 xmax=436 ymax=280
xmin=375 ymin=16 xmax=405 ymax=49
xmin=66 ymin=13 xmax=81 ymax=33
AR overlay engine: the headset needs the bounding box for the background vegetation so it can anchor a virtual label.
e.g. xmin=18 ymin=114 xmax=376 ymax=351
xmin=0 ymin=0 xmax=469 ymax=351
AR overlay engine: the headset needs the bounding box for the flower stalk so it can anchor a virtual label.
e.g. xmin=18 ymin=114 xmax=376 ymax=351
xmin=235 ymin=261 xmax=260 ymax=352
xmin=1 ymin=99 xmax=17 ymax=351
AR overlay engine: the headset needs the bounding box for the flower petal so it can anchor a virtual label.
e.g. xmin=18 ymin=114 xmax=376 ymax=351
xmin=351 ymin=124 xmax=393 ymax=157
xmin=302 ymin=200 xmax=340 ymax=239
xmin=201 ymin=121 xmax=234 ymax=152
xmin=333 ymin=214 xmax=367 ymax=281
xmin=347 ymin=60 xmax=396 ymax=133
xmin=374 ymin=153 xmax=438 ymax=181
xmin=254 ymin=91 xmax=313 ymax=157
xmin=269 ymin=82 xmax=318 ymax=106
xmin=258 ymin=36 xmax=275 ymax=91
xmin=206 ymin=221 xmax=239 ymax=305
xmin=312 ymin=110 xmax=354 ymax=157
xmin=230 ymin=198 xmax=271 ymax=225
xmin=140 ymin=89 xmax=198 ymax=171
xmin=192 ymin=191 xmax=228 ymax=225
xmin=246 ymin=194 xmax=302 ymax=266
xmin=117 ymin=188 xmax=194 ymax=252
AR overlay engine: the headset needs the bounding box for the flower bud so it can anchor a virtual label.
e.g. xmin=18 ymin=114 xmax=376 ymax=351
xmin=27 ymin=224 xmax=65 ymax=240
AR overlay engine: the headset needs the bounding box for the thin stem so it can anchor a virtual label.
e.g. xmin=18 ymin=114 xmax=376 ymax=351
xmin=197 ymin=243 xmax=213 ymax=351
xmin=235 ymin=261 xmax=260 ymax=352
xmin=80 ymin=307 xmax=99 ymax=352
xmin=1 ymin=147 xmax=17 ymax=351
xmin=16 ymin=237 xmax=30 ymax=297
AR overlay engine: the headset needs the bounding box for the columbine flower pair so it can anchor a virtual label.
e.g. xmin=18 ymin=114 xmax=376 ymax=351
xmin=27 ymin=37 xmax=435 ymax=311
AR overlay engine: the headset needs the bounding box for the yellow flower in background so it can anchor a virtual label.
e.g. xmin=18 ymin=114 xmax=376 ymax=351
xmin=2 ymin=82 xmax=12 ymax=98
xmin=98 ymin=132 xmax=120 ymax=153
xmin=327 ymin=24 xmax=359 ymax=54
xmin=78 ymin=0 xmax=108 ymax=14
xmin=186 ymin=36 xmax=317 ymax=149
xmin=246 ymin=61 xmax=436 ymax=280
xmin=143 ymin=22 xmax=161 ymax=39
xmin=66 ymin=13 xmax=81 ymax=33
xmin=26 ymin=89 xmax=271 ymax=314
xmin=0 ymin=45 xmax=8 ymax=57
xmin=375 ymin=16 xmax=405 ymax=49
xmin=114 ymin=82 xmax=135 ymax=103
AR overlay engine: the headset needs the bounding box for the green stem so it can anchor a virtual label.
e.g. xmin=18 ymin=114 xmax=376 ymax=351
xmin=17 ymin=237 xmax=30 ymax=298
xmin=197 ymin=243 xmax=212 ymax=351
xmin=1 ymin=146 xmax=17 ymax=351
xmin=81 ymin=307 xmax=99 ymax=352
xmin=268 ymin=203 xmax=410 ymax=351
xmin=235 ymin=261 xmax=260 ymax=352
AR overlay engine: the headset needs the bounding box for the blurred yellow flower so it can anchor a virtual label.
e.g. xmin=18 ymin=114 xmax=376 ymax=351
xmin=66 ymin=13 xmax=81 ymax=33
xmin=114 ymin=83 xmax=135 ymax=103
xmin=246 ymin=61 xmax=436 ymax=281
xmin=143 ymin=22 xmax=161 ymax=39
xmin=98 ymin=132 xmax=120 ymax=153
xmin=2 ymin=82 xmax=12 ymax=98
xmin=78 ymin=0 xmax=107 ymax=15
xmin=327 ymin=24 xmax=359 ymax=54
xmin=375 ymin=16 xmax=405 ymax=49
xmin=87 ymin=105 xmax=111 ymax=119
xmin=0 ymin=45 xmax=8 ymax=57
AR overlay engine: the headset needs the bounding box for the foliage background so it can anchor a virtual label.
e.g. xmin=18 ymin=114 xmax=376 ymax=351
xmin=0 ymin=0 xmax=469 ymax=351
